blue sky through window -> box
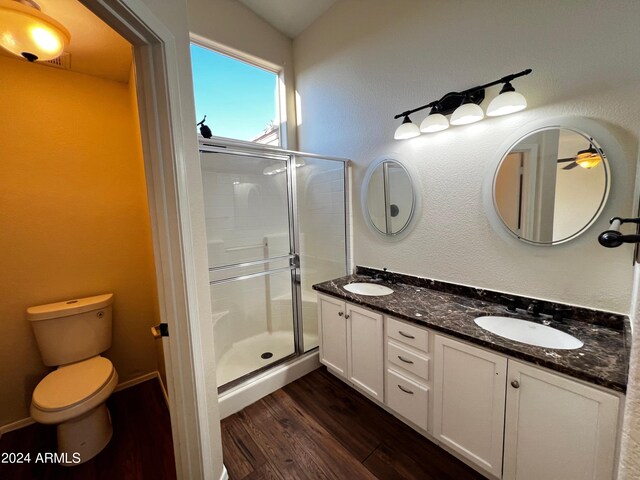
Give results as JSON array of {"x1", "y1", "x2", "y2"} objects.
[{"x1": 190, "y1": 44, "x2": 279, "y2": 143}]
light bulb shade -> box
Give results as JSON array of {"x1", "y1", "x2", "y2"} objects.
[
  {"x1": 420, "y1": 113, "x2": 449, "y2": 133},
  {"x1": 487, "y1": 90, "x2": 527, "y2": 117},
  {"x1": 394, "y1": 117, "x2": 420, "y2": 140},
  {"x1": 0, "y1": 0, "x2": 70, "y2": 61},
  {"x1": 575, "y1": 148, "x2": 602, "y2": 169},
  {"x1": 450, "y1": 102, "x2": 484, "y2": 126}
]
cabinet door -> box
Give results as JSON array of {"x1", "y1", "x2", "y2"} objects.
[
  {"x1": 504, "y1": 360, "x2": 620, "y2": 480},
  {"x1": 347, "y1": 303, "x2": 384, "y2": 400},
  {"x1": 433, "y1": 335, "x2": 507, "y2": 478},
  {"x1": 318, "y1": 295, "x2": 347, "y2": 378}
]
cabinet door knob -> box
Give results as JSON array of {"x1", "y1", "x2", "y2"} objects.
[
  {"x1": 511, "y1": 380, "x2": 520, "y2": 389},
  {"x1": 338, "y1": 311, "x2": 344, "y2": 316},
  {"x1": 398, "y1": 331, "x2": 415, "y2": 339},
  {"x1": 345, "y1": 314, "x2": 350, "y2": 319}
]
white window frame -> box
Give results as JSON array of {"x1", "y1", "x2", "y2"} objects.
[{"x1": 190, "y1": 34, "x2": 288, "y2": 148}]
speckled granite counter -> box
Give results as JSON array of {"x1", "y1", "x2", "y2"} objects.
[{"x1": 313, "y1": 273, "x2": 630, "y2": 393}]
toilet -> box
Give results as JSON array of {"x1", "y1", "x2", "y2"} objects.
[{"x1": 27, "y1": 293, "x2": 118, "y2": 465}]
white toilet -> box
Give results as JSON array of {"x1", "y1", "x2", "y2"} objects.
[{"x1": 27, "y1": 293, "x2": 118, "y2": 465}]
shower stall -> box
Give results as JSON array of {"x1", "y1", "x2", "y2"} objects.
[{"x1": 200, "y1": 141, "x2": 349, "y2": 391}]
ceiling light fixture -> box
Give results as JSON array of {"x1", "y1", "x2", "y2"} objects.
[
  {"x1": 0, "y1": 0, "x2": 70, "y2": 62},
  {"x1": 393, "y1": 69, "x2": 532, "y2": 139},
  {"x1": 575, "y1": 145, "x2": 602, "y2": 169}
]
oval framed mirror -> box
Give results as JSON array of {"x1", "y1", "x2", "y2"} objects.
[
  {"x1": 492, "y1": 126, "x2": 610, "y2": 245},
  {"x1": 362, "y1": 158, "x2": 420, "y2": 239}
]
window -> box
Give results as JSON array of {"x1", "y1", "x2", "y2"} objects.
[{"x1": 190, "y1": 43, "x2": 281, "y2": 146}]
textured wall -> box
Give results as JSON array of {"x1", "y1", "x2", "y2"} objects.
[
  {"x1": 293, "y1": 0, "x2": 640, "y2": 313},
  {"x1": 0, "y1": 55, "x2": 158, "y2": 426}
]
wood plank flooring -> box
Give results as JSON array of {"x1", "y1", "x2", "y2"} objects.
[
  {"x1": 0, "y1": 378, "x2": 176, "y2": 480},
  {"x1": 222, "y1": 367, "x2": 486, "y2": 480}
]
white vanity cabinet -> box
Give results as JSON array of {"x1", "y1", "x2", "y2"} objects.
[
  {"x1": 503, "y1": 360, "x2": 620, "y2": 480},
  {"x1": 433, "y1": 334, "x2": 621, "y2": 480},
  {"x1": 317, "y1": 292, "x2": 622, "y2": 480},
  {"x1": 433, "y1": 335, "x2": 507, "y2": 478},
  {"x1": 385, "y1": 317, "x2": 431, "y2": 431},
  {"x1": 317, "y1": 294, "x2": 384, "y2": 400}
]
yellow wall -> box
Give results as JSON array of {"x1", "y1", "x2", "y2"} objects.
[{"x1": 0, "y1": 55, "x2": 159, "y2": 426}]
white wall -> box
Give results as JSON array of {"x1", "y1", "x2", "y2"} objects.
[{"x1": 293, "y1": 0, "x2": 640, "y2": 314}]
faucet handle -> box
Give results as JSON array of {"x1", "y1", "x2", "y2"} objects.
[
  {"x1": 527, "y1": 300, "x2": 542, "y2": 317},
  {"x1": 551, "y1": 304, "x2": 572, "y2": 322},
  {"x1": 501, "y1": 295, "x2": 518, "y2": 312}
]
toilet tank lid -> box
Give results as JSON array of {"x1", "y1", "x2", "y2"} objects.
[{"x1": 27, "y1": 293, "x2": 114, "y2": 322}]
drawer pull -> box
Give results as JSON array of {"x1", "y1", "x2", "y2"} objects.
[
  {"x1": 398, "y1": 384, "x2": 414, "y2": 395},
  {"x1": 511, "y1": 380, "x2": 520, "y2": 389},
  {"x1": 345, "y1": 314, "x2": 350, "y2": 319},
  {"x1": 397, "y1": 355, "x2": 414, "y2": 364},
  {"x1": 338, "y1": 311, "x2": 344, "y2": 316},
  {"x1": 398, "y1": 331, "x2": 415, "y2": 339}
]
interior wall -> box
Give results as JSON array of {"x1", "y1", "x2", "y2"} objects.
[
  {"x1": 293, "y1": 0, "x2": 640, "y2": 314},
  {"x1": 187, "y1": 0, "x2": 297, "y2": 149},
  {"x1": 0, "y1": 55, "x2": 159, "y2": 426}
]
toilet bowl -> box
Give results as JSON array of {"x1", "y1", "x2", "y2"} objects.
[{"x1": 27, "y1": 294, "x2": 118, "y2": 465}]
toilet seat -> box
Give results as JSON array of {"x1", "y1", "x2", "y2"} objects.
[
  {"x1": 33, "y1": 356, "x2": 114, "y2": 411},
  {"x1": 31, "y1": 356, "x2": 118, "y2": 425}
]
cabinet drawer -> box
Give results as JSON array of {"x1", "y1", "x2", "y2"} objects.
[
  {"x1": 386, "y1": 369, "x2": 428, "y2": 430},
  {"x1": 388, "y1": 341, "x2": 429, "y2": 381},
  {"x1": 387, "y1": 317, "x2": 429, "y2": 352}
]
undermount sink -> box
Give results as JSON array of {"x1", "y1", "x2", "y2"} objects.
[
  {"x1": 343, "y1": 282, "x2": 394, "y2": 296},
  {"x1": 474, "y1": 316, "x2": 583, "y2": 350}
]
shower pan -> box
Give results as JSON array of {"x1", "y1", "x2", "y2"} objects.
[{"x1": 200, "y1": 141, "x2": 349, "y2": 391}]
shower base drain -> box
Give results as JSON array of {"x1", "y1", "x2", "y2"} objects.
[{"x1": 261, "y1": 352, "x2": 273, "y2": 359}]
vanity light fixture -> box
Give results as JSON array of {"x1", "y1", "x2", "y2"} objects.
[
  {"x1": 393, "y1": 68, "x2": 532, "y2": 139},
  {"x1": 0, "y1": 0, "x2": 70, "y2": 62},
  {"x1": 450, "y1": 95, "x2": 485, "y2": 126},
  {"x1": 394, "y1": 115, "x2": 421, "y2": 140},
  {"x1": 486, "y1": 82, "x2": 527, "y2": 117},
  {"x1": 419, "y1": 105, "x2": 449, "y2": 133}
]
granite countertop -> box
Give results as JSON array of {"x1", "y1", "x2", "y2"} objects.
[{"x1": 313, "y1": 274, "x2": 629, "y2": 393}]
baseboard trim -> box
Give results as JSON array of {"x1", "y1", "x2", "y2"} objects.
[
  {"x1": 220, "y1": 464, "x2": 229, "y2": 480},
  {"x1": 114, "y1": 371, "x2": 159, "y2": 392},
  {"x1": 1, "y1": 371, "x2": 163, "y2": 436},
  {"x1": 218, "y1": 351, "x2": 320, "y2": 419}
]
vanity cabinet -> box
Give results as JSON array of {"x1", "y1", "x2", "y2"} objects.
[
  {"x1": 503, "y1": 360, "x2": 619, "y2": 480},
  {"x1": 317, "y1": 293, "x2": 621, "y2": 480},
  {"x1": 317, "y1": 294, "x2": 384, "y2": 400},
  {"x1": 385, "y1": 317, "x2": 431, "y2": 431},
  {"x1": 433, "y1": 335, "x2": 507, "y2": 478},
  {"x1": 434, "y1": 335, "x2": 620, "y2": 480}
]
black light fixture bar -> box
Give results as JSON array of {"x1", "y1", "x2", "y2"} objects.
[{"x1": 393, "y1": 68, "x2": 532, "y2": 120}]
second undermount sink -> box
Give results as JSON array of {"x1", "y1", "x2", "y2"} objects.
[
  {"x1": 343, "y1": 282, "x2": 394, "y2": 296},
  {"x1": 474, "y1": 316, "x2": 583, "y2": 350}
]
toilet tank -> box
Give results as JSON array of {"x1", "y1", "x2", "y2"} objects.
[{"x1": 27, "y1": 293, "x2": 114, "y2": 366}]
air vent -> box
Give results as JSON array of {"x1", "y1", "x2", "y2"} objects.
[{"x1": 42, "y1": 52, "x2": 71, "y2": 70}]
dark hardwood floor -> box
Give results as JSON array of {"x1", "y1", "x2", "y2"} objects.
[
  {"x1": 0, "y1": 378, "x2": 176, "y2": 480},
  {"x1": 221, "y1": 367, "x2": 486, "y2": 480}
]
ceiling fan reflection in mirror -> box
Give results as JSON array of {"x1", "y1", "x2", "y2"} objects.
[{"x1": 557, "y1": 143, "x2": 603, "y2": 170}]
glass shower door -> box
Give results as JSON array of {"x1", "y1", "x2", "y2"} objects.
[
  {"x1": 201, "y1": 150, "x2": 297, "y2": 389},
  {"x1": 294, "y1": 156, "x2": 348, "y2": 352}
]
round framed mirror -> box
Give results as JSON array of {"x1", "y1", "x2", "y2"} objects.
[
  {"x1": 492, "y1": 127, "x2": 610, "y2": 245},
  {"x1": 362, "y1": 158, "x2": 419, "y2": 238}
]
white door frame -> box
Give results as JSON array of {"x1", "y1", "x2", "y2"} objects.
[{"x1": 80, "y1": 1, "x2": 221, "y2": 479}]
